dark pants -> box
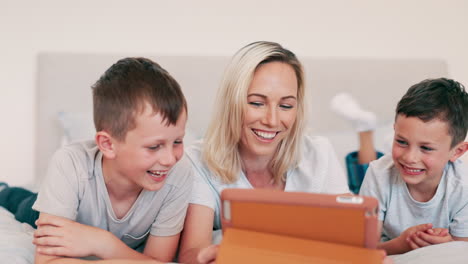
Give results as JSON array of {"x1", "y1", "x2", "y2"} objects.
[
  {"x1": 345, "y1": 151, "x2": 384, "y2": 194},
  {"x1": 0, "y1": 184, "x2": 39, "y2": 228}
]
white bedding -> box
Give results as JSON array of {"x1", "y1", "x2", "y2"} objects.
[
  {"x1": 1, "y1": 205, "x2": 467, "y2": 263},
  {"x1": 391, "y1": 241, "x2": 468, "y2": 264},
  {"x1": 0, "y1": 207, "x2": 35, "y2": 264}
]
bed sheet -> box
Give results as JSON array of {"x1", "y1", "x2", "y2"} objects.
[
  {"x1": 0, "y1": 207, "x2": 35, "y2": 264},
  {"x1": 1, "y1": 206, "x2": 467, "y2": 264},
  {"x1": 391, "y1": 241, "x2": 468, "y2": 264}
]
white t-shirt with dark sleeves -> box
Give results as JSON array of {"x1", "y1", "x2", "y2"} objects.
[
  {"x1": 359, "y1": 154, "x2": 468, "y2": 241},
  {"x1": 33, "y1": 140, "x2": 193, "y2": 250},
  {"x1": 186, "y1": 135, "x2": 350, "y2": 230}
]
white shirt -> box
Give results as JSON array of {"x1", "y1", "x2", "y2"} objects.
[{"x1": 186, "y1": 135, "x2": 349, "y2": 229}]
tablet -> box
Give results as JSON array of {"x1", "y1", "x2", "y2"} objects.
[{"x1": 220, "y1": 188, "x2": 379, "y2": 248}]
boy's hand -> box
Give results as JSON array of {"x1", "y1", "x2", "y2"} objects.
[
  {"x1": 33, "y1": 213, "x2": 107, "y2": 258},
  {"x1": 396, "y1": 223, "x2": 433, "y2": 252},
  {"x1": 197, "y1": 244, "x2": 219, "y2": 264},
  {"x1": 407, "y1": 228, "x2": 453, "y2": 249}
]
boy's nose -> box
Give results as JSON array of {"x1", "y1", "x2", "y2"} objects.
[
  {"x1": 402, "y1": 148, "x2": 419, "y2": 164},
  {"x1": 159, "y1": 147, "x2": 177, "y2": 167}
]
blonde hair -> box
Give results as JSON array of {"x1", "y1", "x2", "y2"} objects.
[{"x1": 203, "y1": 41, "x2": 306, "y2": 184}]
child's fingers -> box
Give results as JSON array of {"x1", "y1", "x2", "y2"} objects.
[
  {"x1": 411, "y1": 232, "x2": 431, "y2": 247},
  {"x1": 418, "y1": 231, "x2": 451, "y2": 244},
  {"x1": 36, "y1": 245, "x2": 71, "y2": 257},
  {"x1": 407, "y1": 237, "x2": 420, "y2": 250},
  {"x1": 33, "y1": 236, "x2": 64, "y2": 247},
  {"x1": 34, "y1": 225, "x2": 63, "y2": 238},
  {"x1": 36, "y1": 215, "x2": 67, "y2": 227},
  {"x1": 438, "y1": 229, "x2": 449, "y2": 236}
]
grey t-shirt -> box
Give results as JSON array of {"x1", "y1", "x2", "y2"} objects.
[
  {"x1": 360, "y1": 154, "x2": 468, "y2": 241},
  {"x1": 33, "y1": 141, "x2": 193, "y2": 249}
]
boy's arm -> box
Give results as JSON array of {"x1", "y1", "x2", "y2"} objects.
[
  {"x1": 34, "y1": 213, "x2": 153, "y2": 261},
  {"x1": 143, "y1": 233, "x2": 181, "y2": 262},
  {"x1": 35, "y1": 254, "x2": 162, "y2": 264}
]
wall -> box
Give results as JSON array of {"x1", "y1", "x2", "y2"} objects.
[{"x1": 1, "y1": 0, "x2": 467, "y2": 186}]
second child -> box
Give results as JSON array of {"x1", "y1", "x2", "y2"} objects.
[{"x1": 360, "y1": 78, "x2": 468, "y2": 254}]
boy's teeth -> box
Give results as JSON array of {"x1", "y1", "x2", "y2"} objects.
[
  {"x1": 253, "y1": 130, "x2": 276, "y2": 139},
  {"x1": 405, "y1": 166, "x2": 423, "y2": 173},
  {"x1": 148, "y1": 170, "x2": 167, "y2": 178}
]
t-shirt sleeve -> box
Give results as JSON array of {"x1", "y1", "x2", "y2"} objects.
[
  {"x1": 449, "y1": 163, "x2": 468, "y2": 238},
  {"x1": 322, "y1": 138, "x2": 350, "y2": 194},
  {"x1": 150, "y1": 157, "x2": 193, "y2": 237},
  {"x1": 359, "y1": 161, "x2": 388, "y2": 221},
  {"x1": 185, "y1": 149, "x2": 217, "y2": 210},
  {"x1": 32, "y1": 148, "x2": 81, "y2": 220},
  {"x1": 189, "y1": 168, "x2": 216, "y2": 210},
  {"x1": 450, "y1": 204, "x2": 468, "y2": 238}
]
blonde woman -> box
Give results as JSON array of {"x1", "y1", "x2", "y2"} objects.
[{"x1": 179, "y1": 41, "x2": 349, "y2": 263}]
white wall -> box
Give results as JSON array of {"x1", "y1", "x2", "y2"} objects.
[{"x1": 1, "y1": 0, "x2": 468, "y2": 186}]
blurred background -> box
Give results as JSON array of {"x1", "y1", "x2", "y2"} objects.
[{"x1": 1, "y1": 0, "x2": 467, "y2": 186}]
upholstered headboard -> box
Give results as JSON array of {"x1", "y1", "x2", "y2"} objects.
[{"x1": 36, "y1": 53, "x2": 448, "y2": 184}]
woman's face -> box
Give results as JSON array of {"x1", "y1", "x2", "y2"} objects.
[{"x1": 239, "y1": 61, "x2": 298, "y2": 159}]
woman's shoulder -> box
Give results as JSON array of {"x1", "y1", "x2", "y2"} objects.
[
  {"x1": 184, "y1": 139, "x2": 204, "y2": 163},
  {"x1": 301, "y1": 134, "x2": 334, "y2": 155}
]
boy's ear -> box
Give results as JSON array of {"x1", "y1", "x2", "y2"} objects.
[
  {"x1": 449, "y1": 141, "x2": 468, "y2": 162},
  {"x1": 95, "y1": 131, "x2": 116, "y2": 159}
]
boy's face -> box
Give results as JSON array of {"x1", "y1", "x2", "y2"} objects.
[
  {"x1": 392, "y1": 114, "x2": 459, "y2": 191},
  {"x1": 112, "y1": 103, "x2": 187, "y2": 191}
]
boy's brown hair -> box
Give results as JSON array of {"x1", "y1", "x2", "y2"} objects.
[
  {"x1": 396, "y1": 78, "x2": 468, "y2": 147},
  {"x1": 92, "y1": 57, "x2": 187, "y2": 141}
]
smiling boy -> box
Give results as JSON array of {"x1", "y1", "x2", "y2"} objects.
[
  {"x1": 360, "y1": 78, "x2": 468, "y2": 255},
  {"x1": 29, "y1": 57, "x2": 193, "y2": 263}
]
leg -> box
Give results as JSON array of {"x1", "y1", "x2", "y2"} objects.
[
  {"x1": 0, "y1": 184, "x2": 39, "y2": 227},
  {"x1": 358, "y1": 130, "x2": 377, "y2": 164}
]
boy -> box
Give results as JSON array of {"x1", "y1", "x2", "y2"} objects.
[
  {"x1": 3, "y1": 57, "x2": 192, "y2": 263},
  {"x1": 360, "y1": 78, "x2": 468, "y2": 255}
]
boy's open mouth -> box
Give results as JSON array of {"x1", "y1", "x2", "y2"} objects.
[
  {"x1": 147, "y1": 170, "x2": 168, "y2": 178},
  {"x1": 401, "y1": 164, "x2": 425, "y2": 175}
]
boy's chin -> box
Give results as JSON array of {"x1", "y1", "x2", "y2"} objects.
[{"x1": 144, "y1": 182, "x2": 166, "y2": 191}]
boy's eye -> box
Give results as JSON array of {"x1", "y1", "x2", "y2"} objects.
[
  {"x1": 248, "y1": 102, "x2": 263, "y2": 107},
  {"x1": 147, "y1": 145, "x2": 161, "y2": 150},
  {"x1": 174, "y1": 140, "x2": 183, "y2": 145},
  {"x1": 395, "y1": 139, "x2": 408, "y2": 146},
  {"x1": 421, "y1": 146, "x2": 434, "y2": 151}
]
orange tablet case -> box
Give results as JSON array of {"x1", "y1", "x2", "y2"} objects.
[{"x1": 217, "y1": 188, "x2": 384, "y2": 264}]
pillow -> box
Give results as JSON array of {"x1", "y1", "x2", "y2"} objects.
[
  {"x1": 57, "y1": 111, "x2": 201, "y2": 147},
  {"x1": 57, "y1": 111, "x2": 95, "y2": 146}
]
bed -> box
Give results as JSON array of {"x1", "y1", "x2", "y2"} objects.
[{"x1": 4, "y1": 53, "x2": 468, "y2": 263}]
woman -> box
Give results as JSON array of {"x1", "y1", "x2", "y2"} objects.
[{"x1": 178, "y1": 41, "x2": 349, "y2": 263}]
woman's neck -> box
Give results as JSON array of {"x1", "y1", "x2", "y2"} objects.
[{"x1": 240, "y1": 153, "x2": 284, "y2": 190}]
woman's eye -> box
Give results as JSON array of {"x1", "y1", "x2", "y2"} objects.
[
  {"x1": 248, "y1": 102, "x2": 263, "y2": 107},
  {"x1": 280, "y1": 104, "x2": 293, "y2": 109}
]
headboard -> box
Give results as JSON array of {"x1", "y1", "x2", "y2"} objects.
[{"x1": 36, "y1": 53, "x2": 448, "y2": 184}]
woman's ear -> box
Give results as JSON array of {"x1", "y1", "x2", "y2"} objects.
[
  {"x1": 449, "y1": 141, "x2": 468, "y2": 162},
  {"x1": 95, "y1": 131, "x2": 116, "y2": 159}
]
